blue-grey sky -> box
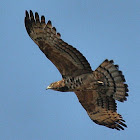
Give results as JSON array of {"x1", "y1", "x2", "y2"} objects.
[{"x1": 1, "y1": 0, "x2": 140, "y2": 140}]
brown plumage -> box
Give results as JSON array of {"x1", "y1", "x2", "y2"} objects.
[{"x1": 25, "y1": 10, "x2": 129, "y2": 130}]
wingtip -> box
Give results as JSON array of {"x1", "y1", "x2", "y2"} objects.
[
  {"x1": 25, "y1": 10, "x2": 29, "y2": 18},
  {"x1": 41, "y1": 15, "x2": 45, "y2": 23},
  {"x1": 35, "y1": 12, "x2": 39, "y2": 17},
  {"x1": 47, "y1": 20, "x2": 52, "y2": 28},
  {"x1": 35, "y1": 12, "x2": 40, "y2": 22},
  {"x1": 57, "y1": 32, "x2": 61, "y2": 38},
  {"x1": 104, "y1": 59, "x2": 109, "y2": 62},
  {"x1": 110, "y1": 60, "x2": 114, "y2": 64},
  {"x1": 30, "y1": 10, "x2": 33, "y2": 15},
  {"x1": 25, "y1": 10, "x2": 28, "y2": 14}
]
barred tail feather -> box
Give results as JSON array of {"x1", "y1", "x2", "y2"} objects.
[{"x1": 95, "y1": 59, "x2": 129, "y2": 102}]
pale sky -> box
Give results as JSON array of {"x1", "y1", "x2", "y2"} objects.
[{"x1": 1, "y1": 0, "x2": 140, "y2": 140}]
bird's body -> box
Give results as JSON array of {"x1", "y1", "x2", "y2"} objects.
[
  {"x1": 48, "y1": 73, "x2": 98, "y2": 92},
  {"x1": 25, "y1": 10, "x2": 129, "y2": 130}
]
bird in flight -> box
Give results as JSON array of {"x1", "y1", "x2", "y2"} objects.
[{"x1": 25, "y1": 10, "x2": 129, "y2": 130}]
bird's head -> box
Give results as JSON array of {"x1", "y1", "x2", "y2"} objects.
[
  {"x1": 47, "y1": 80, "x2": 69, "y2": 92},
  {"x1": 47, "y1": 82, "x2": 59, "y2": 90}
]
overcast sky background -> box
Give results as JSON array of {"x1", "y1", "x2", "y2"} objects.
[{"x1": 1, "y1": 0, "x2": 140, "y2": 140}]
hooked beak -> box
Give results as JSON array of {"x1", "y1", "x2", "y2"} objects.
[{"x1": 46, "y1": 86, "x2": 52, "y2": 90}]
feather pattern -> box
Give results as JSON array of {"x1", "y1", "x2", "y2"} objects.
[
  {"x1": 75, "y1": 90, "x2": 127, "y2": 130},
  {"x1": 95, "y1": 59, "x2": 129, "y2": 102},
  {"x1": 25, "y1": 10, "x2": 92, "y2": 77},
  {"x1": 25, "y1": 11, "x2": 129, "y2": 130}
]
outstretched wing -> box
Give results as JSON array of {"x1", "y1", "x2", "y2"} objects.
[
  {"x1": 75, "y1": 91, "x2": 127, "y2": 130},
  {"x1": 25, "y1": 10, "x2": 92, "y2": 77}
]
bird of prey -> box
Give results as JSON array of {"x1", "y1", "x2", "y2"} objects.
[{"x1": 25, "y1": 10, "x2": 129, "y2": 130}]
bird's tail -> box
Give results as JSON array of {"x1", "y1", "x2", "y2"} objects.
[{"x1": 94, "y1": 59, "x2": 128, "y2": 102}]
